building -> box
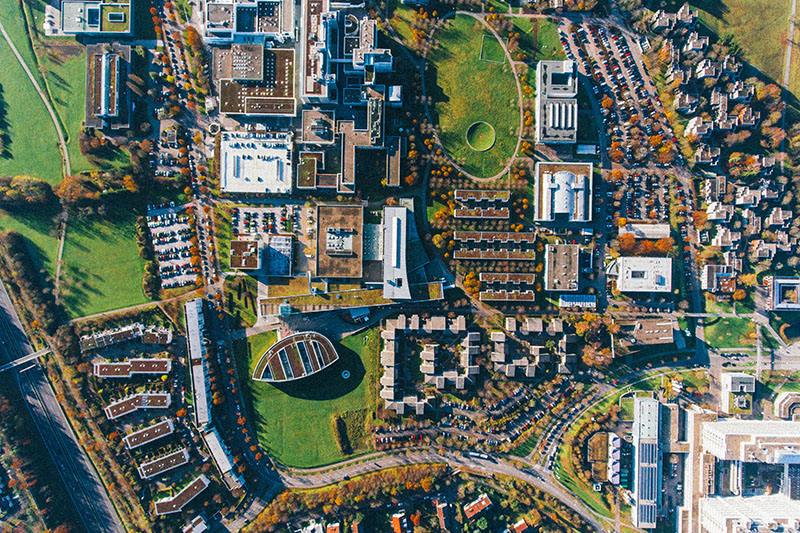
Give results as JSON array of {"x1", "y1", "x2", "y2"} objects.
[
  {"x1": 214, "y1": 45, "x2": 296, "y2": 116},
  {"x1": 93, "y1": 358, "x2": 172, "y2": 378},
  {"x1": 219, "y1": 132, "x2": 293, "y2": 194},
  {"x1": 382, "y1": 206, "x2": 411, "y2": 300},
  {"x1": 544, "y1": 244, "x2": 580, "y2": 292},
  {"x1": 632, "y1": 397, "x2": 661, "y2": 529},
  {"x1": 123, "y1": 420, "x2": 175, "y2": 449},
  {"x1": 699, "y1": 494, "x2": 800, "y2": 533},
  {"x1": 103, "y1": 392, "x2": 171, "y2": 420},
  {"x1": 701, "y1": 264, "x2": 736, "y2": 293},
  {"x1": 720, "y1": 372, "x2": 755, "y2": 415},
  {"x1": 204, "y1": 0, "x2": 294, "y2": 43},
  {"x1": 766, "y1": 276, "x2": 800, "y2": 311},
  {"x1": 612, "y1": 257, "x2": 673, "y2": 293},
  {"x1": 137, "y1": 448, "x2": 190, "y2": 479},
  {"x1": 85, "y1": 44, "x2": 131, "y2": 130},
  {"x1": 534, "y1": 162, "x2": 593, "y2": 222},
  {"x1": 265, "y1": 235, "x2": 293, "y2": 276},
  {"x1": 202, "y1": 427, "x2": 244, "y2": 490},
  {"x1": 252, "y1": 331, "x2": 339, "y2": 382},
  {"x1": 315, "y1": 204, "x2": 364, "y2": 279},
  {"x1": 61, "y1": 0, "x2": 133, "y2": 35},
  {"x1": 230, "y1": 240, "x2": 260, "y2": 270},
  {"x1": 185, "y1": 299, "x2": 211, "y2": 429},
  {"x1": 154, "y1": 475, "x2": 210, "y2": 515},
  {"x1": 463, "y1": 493, "x2": 492, "y2": 521},
  {"x1": 616, "y1": 319, "x2": 674, "y2": 349},
  {"x1": 535, "y1": 60, "x2": 578, "y2": 143},
  {"x1": 79, "y1": 322, "x2": 173, "y2": 353}
]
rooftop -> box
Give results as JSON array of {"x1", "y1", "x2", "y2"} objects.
[
  {"x1": 382, "y1": 206, "x2": 411, "y2": 300},
  {"x1": 614, "y1": 256, "x2": 672, "y2": 293},
  {"x1": 219, "y1": 131, "x2": 293, "y2": 194},
  {"x1": 315, "y1": 204, "x2": 363, "y2": 278},
  {"x1": 534, "y1": 162, "x2": 593, "y2": 222},
  {"x1": 544, "y1": 244, "x2": 580, "y2": 292},
  {"x1": 230, "y1": 240, "x2": 260, "y2": 269}
]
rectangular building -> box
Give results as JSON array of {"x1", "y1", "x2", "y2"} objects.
[
  {"x1": 205, "y1": 0, "x2": 294, "y2": 43},
  {"x1": 315, "y1": 205, "x2": 363, "y2": 279},
  {"x1": 632, "y1": 397, "x2": 661, "y2": 529},
  {"x1": 85, "y1": 44, "x2": 131, "y2": 130},
  {"x1": 767, "y1": 276, "x2": 800, "y2": 311},
  {"x1": 544, "y1": 244, "x2": 580, "y2": 292},
  {"x1": 185, "y1": 299, "x2": 211, "y2": 429},
  {"x1": 203, "y1": 428, "x2": 244, "y2": 490},
  {"x1": 230, "y1": 240, "x2": 260, "y2": 270},
  {"x1": 215, "y1": 45, "x2": 296, "y2": 116},
  {"x1": 382, "y1": 206, "x2": 411, "y2": 300},
  {"x1": 93, "y1": 358, "x2": 172, "y2": 378},
  {"x1": 535, "y1": 60, "x2": 578, "y2": 143},
  {"x1": 533, "y1": 162, "x2": 593, "y2": 222},
  {"x1": 219, "y1": 131, "x2": 293, "y2": 194},
  {"x1": 62, "y1": 0, "x2": 133, "y2": 35},
  {"x1": 103, "y1": 393, "x2": 171, "y2": 420},
  {"x1": 137, "y1": 448, "x2": 190, "y2": 479},
  {"x1": 614, "y1": 257, "x2": 672, "y2": 293},
  {"x1": 123, "y1": 420, "x2": 175, "y2": 449},
  {"x1": 154, "y1": 475, "x2": 210, "y2": 515},
  {"x1": 265, "y1": 235, "x2": 293, "y2": 276}
]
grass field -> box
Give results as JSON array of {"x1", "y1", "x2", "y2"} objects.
[
  {"x1": 688, "y1": 0, "x2": 791, "y2": 91},
  {"x1": 224, "y1": 275, "x2": 259, "y2": 328},
  {"x1": 427, "y1": 14, "x2": 519, "y2": 178},
  {"x1": 770, "y1": 311, "x2": 800, "y2": 344},
  {"x1": 0, "y1": 207, "x2": 61, "y2": 275},
  {"x1": 213, "y1": 204, "x2": 233, "y2": 271},
  {"x1": 60, "y1": 211, "x2": 149, "y2": 317},
  {"x1": 704, "y1": 316, "x2": 757, "y2": 349},
  {"x1": 0, "y1": 7, "x2": 62, "y2": 183},
  {"x1": 466, "y1": 121, "x2": 496, "y2": 151},
  {"x1": 509, "y1": 17, "x2": 567, "y2": 63},
  {"x1": 235, "y1": 327, "x2": 380, "y2": 467},
  {"x1": 480, "y1": 34, "x2": 506, "y2": 63}
]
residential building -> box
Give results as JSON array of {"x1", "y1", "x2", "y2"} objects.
[
  {"x1": 701, "y1": 264, "x2": 736, "y2": 293},
  {"x1": 185, "y1": 298, "x2": 211, "y2": 429}
]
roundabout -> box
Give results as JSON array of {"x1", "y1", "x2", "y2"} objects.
[{"x1": 465, "y1": 121, "x2": 496, "y2": 151}]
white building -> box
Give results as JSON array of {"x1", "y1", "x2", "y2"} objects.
[
  {"x1": 219, "y1": 132, "x2": 293, "y2": 194},
  {"x1": 612, "y1": 257, "x2": 673, "y2": 293},
  {"x1": 535, "y1": 60, "x2": 579, "y2": 143},
  {"x1": 699, "y1": 494, "x2": 800, "y2": 533},
  {"x1": 382, "y1": 206, "x2": 411, "y2": 300},
  {"x1": 767, "y1": 276, "x2": 800, "y2": 311},
  {"x1": 719, "y1": 372, "x2": 755, "y2": 414},
  {"x1": 533, "y1": 162, "x2": 593, "y2": 222},
  {"x1": 185, "y1": 299, "x2": 211, "y2": 429},
  {"x1": 632, "y1": 397, "x2": 661, "y2": 529}
]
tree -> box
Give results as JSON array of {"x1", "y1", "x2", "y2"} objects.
[
  {"x1": 654, "y1": 237, "x2": 675, "y2": 254},
  {"x1": 732, "y1": 289, "x2": 746, "y2": 301},
  {"x1": 693, "y1": 210, "x2": 708, "y2": 229},
  {"x1": 617, "y1": 217, "x2": 627, "y2": 227},
  {"x1": 618, "y1": 233, "x2": 636, "y2": 252}
]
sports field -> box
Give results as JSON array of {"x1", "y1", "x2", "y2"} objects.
[
  {"x1": 427, "y1": 14, "x2": 519, "y2": 178},
  {"x1": 60, "y1": 211, "x2": 149, "y2": 317},
  {"x1": 235, "y1": 327, "x2": 380, "y2": 467}
]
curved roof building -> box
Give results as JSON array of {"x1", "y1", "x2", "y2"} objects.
[{"x1": 252, "y1": 332, "x2": 339, "y2": 382}]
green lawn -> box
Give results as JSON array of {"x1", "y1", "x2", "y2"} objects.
[
  {"x1": 770, "y1": 311, "x2": 800, "y2": 344},
  {"x1": 235, "y1": 327, "x2": 380, "y2": 468},
  {"x1": 427, "y1": 14, "x2": 519, "y2": 178},
  {"x1": 689, "y1": 0, "x2": 790, "y2": 91},
  {"x1": 480, "y1": 34, "x2": 506, "y2": 63},
  {"x1": 59, "y1": 210, "x2": 149, "y2": 317},
  {"x1": 0, "y1": 6, "x2": 62, "y2": 183},
  {"x1": 704, "y1": 317, "x2": 756, "y2": 349},
  {"x1": 224, "y1": 275, "x2": 258, "y2": 328},
  {"x1": 213, "y1": 204, "x2": 233, "y2": 271},
  {"x1": 0, "y1": 207, "x2": 61, "y2": 275}
]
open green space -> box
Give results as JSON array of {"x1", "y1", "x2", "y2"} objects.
[
  {"x1": 213, "y1": 204, "x2": 233, "y2": 271},
  {"x1": 0, "y1": 9, "x2": 62, "y2": 183},
  {"x1": 509, "y1": 17, "x2": 567, "y2": 62},
  {"x1": 704, "y1": 316, "x2": 756, "y2": 349},
  {"x1": 427, "y1": 14, "x2": 519, "y2": 178},
  {"x1": 687, "y1": 0, "x2": 791, "y2": 94},
  {"x1": 0, "y1": 207, "x2": 61, "y2": 275},
  {"x1": 60, "y1": 210, "x2": 149, "y2": 317},
  {"x1": 235, "y1": 327, "x2": 380, "y2": 467},
  {"x1": 224, "y1": 275, "x2": 258, "y2": 328},
  {"x1": 480, "y1": 33, "x2": 506, "y2": 63},
  {"x1": 466, "y1": 121, "x2": 496, "y2": 151}
]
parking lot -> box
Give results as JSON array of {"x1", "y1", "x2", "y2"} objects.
[
  {"x1": 560, "y1": 22, "x2": 679, "y2": 168},
  {"x1": 611, "y1": 172, "x2": 670, "y2": 223},
  {"x1": 147, "y1": 204, "x2": 199, "y2": 290},
  {"x1": 231, "y1": 204, "x2": 316, "y2": 273}
]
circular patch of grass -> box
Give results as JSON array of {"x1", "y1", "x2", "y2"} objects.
[{"x1": 466, "y1": 121, "x2": 496, "y2": 151}]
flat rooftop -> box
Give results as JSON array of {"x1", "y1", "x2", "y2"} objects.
[
  {"x1": 154, "y1": 476, "x2": 210, "y2": 515},
  {"x1": 219, "y1": 131, "x2": 293, "y2": 194},
  {"x1": 301, "y1": 0, "x2": 330, "y2": 99},
  {"x1": 315, "y1": 204, "x2": 363, "y2": 278},
  {"x1": 217, "y1": 47, "x2": 296, "y2": 116},
  {"x1": 62, "y1": 0, "x2": 132, "y2": 34},
  {"x1": 213, "y1": 43, "x2": 264, "y2": 81},
  {"x1": 382, "y1": 206, "x2": 411, "y2": 300},
  {"x1": 616, "y1": 256, "x2": 673, "y2": 293},
  {"x1": 536, "y1": 61, "x2": 578, "y2": 143},
  {"x1": 230, "y1": 239, "x2": 260, "y2": 269},
  {"x1": 301, "y1": 109, "x2": 336, "y2": 144},
  {"x1": 534, "y1": 162, "x2": 593, "y2": 222},
  {"x1": 770, "y1": 277, "x2": 800, "y2": 310},
  {"x1": 544, "y1": 244, "x2": 580, "y2": 292}
]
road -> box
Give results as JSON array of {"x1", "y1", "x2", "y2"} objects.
[
  {"x1": 0, "y1": 282, "x2": 123, "y2": 533},
  {"x1": 275, "y1": 449, "x2": 605, "y2": 532}
]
